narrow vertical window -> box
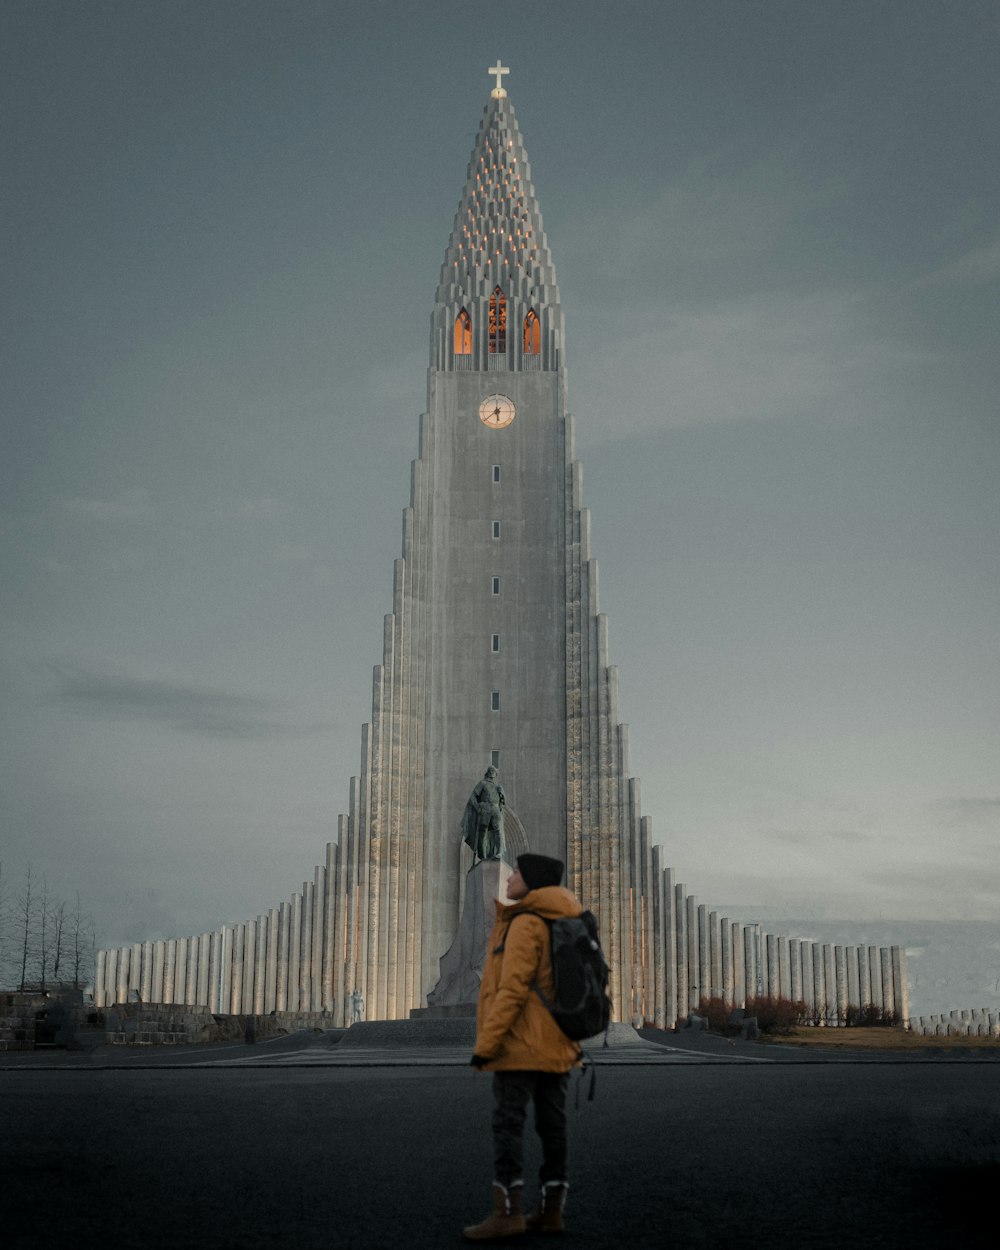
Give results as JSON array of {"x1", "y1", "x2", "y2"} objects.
[
  {"x1": 491, "y1": 634, "x2": 500, "y2": 653},
  {"x1": 492, "y1": 464, "x2": 501, "y2": 483},
  {"x1": 454, "y1": 307, "x2": 472, "y2": 354},
  {"x1": 491, "y1": 576, "x2": 501, "y2": 595},
  {"x1": 523, "y1": 308, "x2": 540, "y2": 355},
  {"x1": 491, "y1": 691, "x2": 501, "y2": 711},
  {"x1": 491, "y1": 750, "x2": 501, "y2": 769},
  {"x1": 488, "y1": 286, "x2": 507, "y2": 353},
  {"x1": 492, "y1": 520, "x2": 501, "y2": 539}
]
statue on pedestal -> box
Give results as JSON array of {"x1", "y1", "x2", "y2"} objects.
[{"x1": 461, "y1": 765, "x2": 506, "y2": 862}]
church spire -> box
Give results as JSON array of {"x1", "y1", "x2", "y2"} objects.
[{"x1": 432, "y1": 68, "x2": 564, "y2": 372}]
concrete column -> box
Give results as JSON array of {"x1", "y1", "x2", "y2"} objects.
[
  {"x1": 162, "y1": 940, "x2": 177, "y2": 1003},
  {"x1": 846, "y1": 945, "x2": 860, "y2": 1010},
  {"x1": 288, "y1": 894, "x2": 302, "y2": 1013},
  {"x1": 312, "y1": 866, "x2": 325, "y2": 1013},
  {"x1": 743, "y1": 926, "x2": 757, "y2": 1003},
  {"x1": 301, "y1": 877, "x2": 316, "y2": 1014},
  {"x1": 181, "y1": 937, "x2": 194, "y2": 1005},
  {"x1": 812, "y1": 942, "x2": 826, "y2": 1022},
  {"x1": 230, "y1": 923, "x2": 245, "y2": 1015},
  {"x1": 111, "y1": 948, "x2": 125, "y2": 1005},
  {"x1": 94, "y1": 950, "x2": 107, "y2": 1007},
  {"x1": 140, "y1": 941, "x2": 153, "y2": 1003},
  {"x1": 776, "y1": 935, "x2": 789, "y2": 1000},
  {"x1": 219, "y1": 927, "x2": 233, "y2": 1014},
  {"x1": 334, "y1": 812, "x2": 351, "y2": 1024},
  {"x1": 254, "y1": 915, "x2": 268, "y2": 1015},
  {"x1": 674, "y1": 883, "x2": 688, "y2": 1021},
  {"x1": 697, "y1": 903, "x2": 710, "y2": 1003},
  {"x1": 765, "y1": 933, "x2": 778, "y2": 999},
  {"x1": 789, "y1": 939, "x2": 802, "y2": 1002},
  {"x1": 265, "y1": 907, "x2": 279, "y2": 1014},
  {"x1": 187, "y1": 936, "x2": 200, "y2": 1005},
  {"x1": 721, "y1": 917, "x2": 734, "y2": 1007},
  {"x1": 800, "y1": 941, "x2": 815, "y2": 1014},
  {"x1": 857, "y1": 945, "x2": 870, "y2": 1008},
  {"x1": 880, "y1": 948, "x2": 894, "y2": 1018},
  {"x1": 196, "y1": 934, "x2": 210, "y2": 1007},
  {"x1": 322, "y1": 842, "x2": 337, "y2": 1015},
  {"x1": 822, "y1": 945, "x2": 836, "y2": 1021},
  {"x1": 732, "y1": 923, "x2": 745, "y2": 1007},
  {"x1": 685, "y1": 895, "x2": 699, "y2": 1009},
  {"x1": 709, "y1": 910, "x2": 722, "y2": 999},
  {"x1": 241, "y1": 920, "x2": 256, "y2": 1015},
  {"x1": 892, "y1": 946, "x2": 909, "y2": 1024},
  {"x1": 207, "y1": 931, "x2": 221, "y2": 1012},
  {"x1": 174, "y1": 937, "x2": 188, "y2": 1006},
  {"x1": 112, "y1": 947, "x2": 128, "y2": 1005},
  {"x1": 128, "y1": 943, "x2": 142, "y2": 999},
  {"x1": 650, "y1": 848, "x2": 665, "y2": 1029},
  {"x1": 276, "y1": 900, "x2": 290, "y2": 1012},
  {"x1": 834, "y1": 946, "x2": 848, "y2": 1024},
  {"x1": 867, "y1": 946, "x2": 882, "y2": 1010},
  {"x1": 150, "y1": 940, "x2": 165, "y2": 1003}
]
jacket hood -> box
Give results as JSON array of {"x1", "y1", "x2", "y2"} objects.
[{"x1": 496, "y1": 884, "x2": 581, "y2": 922}]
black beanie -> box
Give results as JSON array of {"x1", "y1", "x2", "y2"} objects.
[{"x1": 517, "y1": 853, "x2": 564, "y2": 891}]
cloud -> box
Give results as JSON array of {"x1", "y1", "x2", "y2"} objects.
[
  {"x1": 572, "y1": 287, "x2": 926, "y2": 436},
  {"x1": 763, "y1": 828, "x2": 873, "y2": 847},
  {"x1": 916, "y1": 235, "x2": 1000, "y2": 288},
  {"x1": 931, "y1": 797, "x2": 1000, "y2": 826},
  {"x1": 568, "y1": 143, "x2": 853, "y2": 292},
  {"x1": 49, "y1": 663, "x2": 332, "y2": 740},
  {"x1": 61, "y1": 488, "x2": 157, "y2": 523}
]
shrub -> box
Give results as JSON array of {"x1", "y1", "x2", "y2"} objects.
[
  {"x1": 843, "y1": 1002, "x2": 901, "y2": 1028},
  {"x1": 694, "y1": 996, "x2": 736, "y2": 1033},
  {"x1": 743, "y1": 995, "x2": 808, "y2": 1034}
]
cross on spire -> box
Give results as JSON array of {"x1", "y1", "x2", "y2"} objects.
[{"x1": 488, "y1": 60, "x2": 510, "y2": 98}]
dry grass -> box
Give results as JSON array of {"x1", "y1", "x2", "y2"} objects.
[{"x1": 758, "y1": 1026, "x2": 1000, "y2": 1051}]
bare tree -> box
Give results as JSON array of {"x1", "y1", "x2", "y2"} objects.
[
  {"x1": 70, "y1": 892, "x2": 95, "y2": 990},
  {"x1": 51, "y1": 899, "x2": 67, "y2": 984},
  {"x1": 0, "y1": 860, "x2": 8, "y2": 986},
  {"x1": 16, "y1": 866, "x2": 33, "y2": 991},
  {"x1": 36, "y1": 876, "x2": 51, "y2": 991}
]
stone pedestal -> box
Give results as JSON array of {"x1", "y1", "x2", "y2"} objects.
[{"x1": 423, "y1": 858, "x2": 510, "y2": 1011}]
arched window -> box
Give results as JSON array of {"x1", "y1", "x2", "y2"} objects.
[
  {"x1": 523, "y1": 308, "x2": 540, "y2": 355},
  {"x1": 454, "y1": 308, "x2": 472, "y2": 355},
  {"x1": 488, "y1": 287, "x2": 507, "y2": 354}
]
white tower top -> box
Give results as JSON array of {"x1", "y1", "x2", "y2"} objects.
[{"x1": 488, "y1": 60, "x2": 510, "y2": 98}]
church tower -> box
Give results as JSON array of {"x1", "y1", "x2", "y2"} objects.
[
  {"x1": 93, "y1": 69, "x2": 910, "y2": 1035},
  {"x1": 335, "y1": 64, "x2": 659, "y2": 1023}
]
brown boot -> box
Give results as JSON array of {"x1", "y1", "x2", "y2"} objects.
[
  {"x1": 463, "y1": 1183, "x2": 526, "y2": 1240},
  {"x1": 525, "y1": 1182, "x2": 568, "y2": 1234}
]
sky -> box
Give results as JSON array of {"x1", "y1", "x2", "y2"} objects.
[{"x1": 2, "y1": 1, "x2": 998, "y2": 964}]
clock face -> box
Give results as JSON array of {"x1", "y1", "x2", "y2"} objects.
[{"x1": 479, "y1": 393, "x2": 516, "y2": 429}]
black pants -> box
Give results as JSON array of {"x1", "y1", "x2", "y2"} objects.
[{"x1": 492, "y1": 1070, "x2": 569, "y2": 1190}]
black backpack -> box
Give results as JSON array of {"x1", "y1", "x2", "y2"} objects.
[{"x1": 504, "y1": 909, "x2": 612, "y2": 1042}]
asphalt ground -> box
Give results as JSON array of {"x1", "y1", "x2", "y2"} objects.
[{"x1": 3, "y1": 1034, "x2": 998, "y2": 1249}]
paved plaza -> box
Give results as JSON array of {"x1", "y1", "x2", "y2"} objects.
[{"x1": 3, "y1": 1032, "x2": 997, "y2": 1248}]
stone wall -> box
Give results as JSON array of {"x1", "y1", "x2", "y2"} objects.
[
  {"x1": 911, "y1": 1008, "x2": 999, "y2": 1037},
  {"x1": 0, "y1": 992, "x2": 48, "y2": 1051},
  {"x1": 101, "y1": 1004, "x2": 335, "y2": 1046}
]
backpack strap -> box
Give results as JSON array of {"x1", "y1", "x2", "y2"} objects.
[
  {"x1": 491, "y1": 912, "x2": 566, "y2": 1025},
  {"x1": 491, "y1": 909, "x2": 545, "y2": 955}
]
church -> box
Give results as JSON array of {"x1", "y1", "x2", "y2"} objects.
[{"x1": 94, "y1": 68, "x2": 908, "y2": 1031}]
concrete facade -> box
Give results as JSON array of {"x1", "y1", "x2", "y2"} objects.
[{"x1": 94, "y1": 81, "x2": 912, "y2": 1032}]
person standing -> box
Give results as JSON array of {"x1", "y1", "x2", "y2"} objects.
[{"x1": 463, "y1": 853, "x2": 582, "y2": 1241}]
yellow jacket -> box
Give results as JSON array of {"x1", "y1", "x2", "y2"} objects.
[{"x1": 474, "y1": 885, "x2": 583, "y2": 1072}]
